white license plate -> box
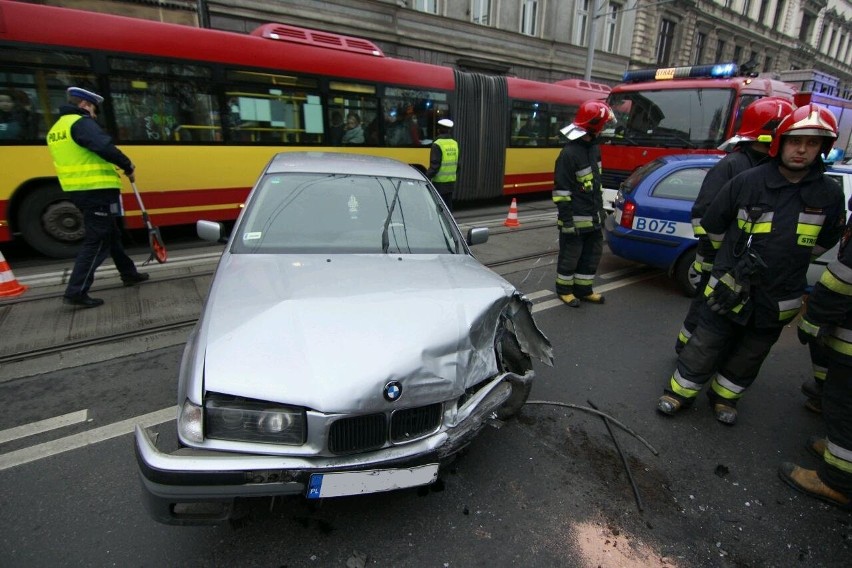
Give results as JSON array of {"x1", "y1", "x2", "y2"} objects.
[{"x1": 306, "y1": 463, "x2": 439, "y2": 499}]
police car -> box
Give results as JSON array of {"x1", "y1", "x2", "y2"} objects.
[{"x1": 604, "y1": 155, "x2": 852, "y2": 296}]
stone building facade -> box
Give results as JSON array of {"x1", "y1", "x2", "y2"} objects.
[{"x1": 36, "y1": 0, "x2": 852, "y2": 95}]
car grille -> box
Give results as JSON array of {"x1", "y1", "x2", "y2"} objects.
[
  {"x1": 391, "y1": 403, "x2": 442, "y2": 442},
  {"x1": 328, "y1": 403, "x2": 442, "y2": 454}
]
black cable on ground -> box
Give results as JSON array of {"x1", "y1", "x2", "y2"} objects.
[
  {"x1": 525, "y1": 400, "x2": 659, "y2": 456},
  {"x1": 587, "y1": 399, "x2": 644, "y2": 513}
]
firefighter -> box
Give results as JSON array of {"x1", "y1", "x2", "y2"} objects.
[
  {"x1": 657, "y1": 104, "x2": 845, "y2": 425},
  {"x1": 780, "y1": 202, "x2": 852, "y2": 510},
  {"x1": 675, "y1": 97, "x2": 795, "y2": 354},
  {"x1": 553, "y1": 100, "x2": 615, "y2": 307}
]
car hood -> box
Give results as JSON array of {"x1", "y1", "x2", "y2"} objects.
[{"x1": 193, "y1": 253, "x2": 548, "y2": 412}]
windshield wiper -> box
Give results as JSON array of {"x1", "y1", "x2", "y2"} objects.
[{"x1": 381, "y1": 180, "x2": 403, "y2": 253}]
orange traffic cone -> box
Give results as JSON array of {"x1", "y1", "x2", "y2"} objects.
[
  {"x1": 0, "y1": 250, "x2": 27, "y2": 298},
  {"x1": 503, "y1": 198, "x2": 520, "y2": 228}
]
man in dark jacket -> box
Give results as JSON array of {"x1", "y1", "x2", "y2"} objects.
[
  {"x1": 676, "y1": 98, "x2": 795, "y2": 353},
  {"x1": 552, "y1": 101, "x2": 614, "y2": 307},
  {"x1": 783, "y1": 198, "x2": 852, "y2": 510},
  {"x1": 47, "y1": 86, "x2": 148, "y2": 308},
  {"x1": 657, "y1": 104, "x2": 845, "y2": 425}
]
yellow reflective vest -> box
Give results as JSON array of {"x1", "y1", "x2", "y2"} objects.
[
  {"x1": 47, "y1": 115, "x2": 122, "y2": 192},
  {"x1": 432, "y1": 138, "x2": 459, "y2": 183}
]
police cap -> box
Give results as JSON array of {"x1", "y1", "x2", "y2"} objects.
[{"x1": 67, "y1": 87, "x2": 104, "y2": 106}]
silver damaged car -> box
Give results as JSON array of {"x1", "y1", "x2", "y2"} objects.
[{"x1": 134, "y1": 152, "x2": 553, "y2": 524}]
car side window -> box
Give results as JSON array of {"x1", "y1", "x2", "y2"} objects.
[{"x1": 651, "y1": 167, "x2": 710, "y2": 201}]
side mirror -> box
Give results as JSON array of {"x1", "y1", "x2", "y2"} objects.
[
  {"x1": 467, "y1": 227, "x2": 489, "y2": 246},
  {"x1": 197, "y1": 220, "x2": 227, "y2": 243}
]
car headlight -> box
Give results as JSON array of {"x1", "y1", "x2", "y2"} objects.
[{"x1": 204, "y1": 393, "x2": 306, "y2": 445}]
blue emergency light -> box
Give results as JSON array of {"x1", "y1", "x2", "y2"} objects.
[{"x1": 622, "y1": 63, "x2": 739, "y2": 83}]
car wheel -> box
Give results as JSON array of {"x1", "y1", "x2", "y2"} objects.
[
  {"x1": 17, "y1": 184, "x2": 83, "y2": 258},
  {"x1": 674, "y1": 248, "x2": 699, "y2": 297},
  {"x1": 495, "y1": 332, "x2": 533, "y2": 420}
]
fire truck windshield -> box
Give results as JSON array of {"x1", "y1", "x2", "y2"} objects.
[{"x1": 601, "y1": 88, "x2": 735, "y2": 150}]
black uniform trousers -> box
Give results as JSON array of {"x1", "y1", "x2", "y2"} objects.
[
  {"x1": 556, "y1": 229, "x2": 603, "y2": 297},
  {"x1": 677, "y1": 236, "x2": 716, "y2": 351},
  {"x1": 64, "y1": 189, "x2": 138, "y2": 299},
  {"x1": 820, "y1": 359, "x2": 852, "y2": 497},
  {"x1": 668, "y1": 302, "x2": 783, "y2": 404},
  {"x1": 433, "y1": 181, "x2": 454, "y2": 212}
]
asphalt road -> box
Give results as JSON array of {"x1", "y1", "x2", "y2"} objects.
[{"x1": 0, "y1": 244, "x2": 849, "y2": 567}]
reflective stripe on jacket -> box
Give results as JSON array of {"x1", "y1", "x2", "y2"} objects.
[
  {"x1": 47, "y1": 115, "x2": 122, "y2": 191},
  {"x1": 432, "y1": 138, "x2": 459, "y2": 183}
]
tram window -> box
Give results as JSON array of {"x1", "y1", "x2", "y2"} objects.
[
  {"x1": 0, "y1": 59, "x2": 96, "y2": 143},
  {"x1": 511, "y1": 102, "x2": 548, "y2": 147},
  {"x1": 108, "y1": 58, "x2": 218, "y2": 143},
  {"x1": 548, "y1": 104, "x2": 580, "y2": 147},
  {"x1": 383, "y1": 87, "x2": 449, "y2": 147},
  {"x1": 225, "y1": 70, "x2": 323, "y2": 144},
  {"x1": 328, "y1": 83, "x2": 378, "y2": 146}
]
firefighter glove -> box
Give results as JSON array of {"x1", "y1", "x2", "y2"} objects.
[{"x1": 706, "y1": 280, "x2": 747, "y2": 315}]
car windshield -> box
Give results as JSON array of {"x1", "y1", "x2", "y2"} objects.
[
  {"x1": 232, "y1": 172, "x2": 460, "y2": 254},
  {"x1": 601, "y1": 88, "x2": 734, "y2": 149},
  {"x1": 620, "y1": 159, "x2": 666, "y2": 194}
]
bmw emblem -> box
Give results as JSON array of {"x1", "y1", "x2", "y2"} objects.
[{"x1": 384, "y1": 381, "x2": 403, "y2": 402}]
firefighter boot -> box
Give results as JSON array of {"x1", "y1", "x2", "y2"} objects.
[
  {"x1": 807, "y1": 435, "x2": 827, "y2": 460},
  {"x1": 778, "y1": 462, "x2": 852, "y2": 510},
  {"x1": 559, "y1": 294, "x2": 580, "y2": 307},
  {"x1": 579, "y1": 293, "x2": 605, "y2": 304},
  {"x1": 801, "y1": 379, "x2": 823, "y2": 414},
  {"x1": 708, "y1": 392, "x2": 737, "y2": 425},
  {"x1": 657, "y1": 393, "x2": 691, "y2": 416}
]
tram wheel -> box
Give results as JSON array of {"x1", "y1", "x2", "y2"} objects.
[{"x1": 18, "y1": 184, "x2": 83, "y2": 259}]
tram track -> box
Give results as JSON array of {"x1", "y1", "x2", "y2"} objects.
[{"x1": 0, "y1": 247, "x2": 560, "y2": 367}]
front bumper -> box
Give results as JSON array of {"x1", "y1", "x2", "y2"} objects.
[{"x1": 135, "y1": 370, "x2": 530, "y2": 525}]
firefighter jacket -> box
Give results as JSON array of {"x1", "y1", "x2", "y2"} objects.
[
  {"x1": 552, "y1": 138, "x2": 603, "y2": 234},
  {"x1": 46, "y1": 104, "x2": 133, "y2": 192},
  {"x1": 800, "y1": 213, "x2": 852, "y2": 365},
  {"x1": 702, "y1": 160, "x2": 846, "y2": 328},
  {"x1": 691, "y1": 145, "x2": 767, "y2": 237}
]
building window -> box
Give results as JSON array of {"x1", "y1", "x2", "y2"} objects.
[
  {"x1": 733, "y1": 45, "x2": 742, "y2": 63},
  {"x1": 757, "y1": 0, "x2": 768, "y2": 25},
  {"x1": 763, "y1": 56, "x2": 772, "y2": 72},
  {"x1": 715, "y1": 39, "x2": 726, "y2": 63},
  {"x1": 603, "y1": 3, "x2": 621, "y2": 53},
  {"x1": 413, "y1": 0, "x2": 438, "y2": 13},
  {"x1": 521, "y1": 0, "x2": 538, "y2": 36},
  {"x1": 772, "y1": 0, "x2": 785, "y2": 29},
  {"x1": 471, "y1": 0, "x2": 490, "y2": 25},
  {"x1": 693, "y1": 32, "x2": 706, "y2": 65},
  {"x1": 575, "y1": 0, "x2": 590, "y2": 46},
  {"x1": 799, "y1": 13, "x2": 812, "y2": 42},
  {"x1": 656, "y1": 18, "x2": 675, "y2": 65}
]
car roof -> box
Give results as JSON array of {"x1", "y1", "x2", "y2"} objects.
[
  {"x1": 828, "y1": 164, "x2": 852, "y2": 175},
  {"x1": 264, "y1": 151, "x2": 425, "y2": 179},
  {"x1": 655, "y1": 153, "x2": 723, "y2": 166}
]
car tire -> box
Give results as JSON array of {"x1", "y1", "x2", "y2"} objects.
[
  {"x1": 674, "y1": 248, "x2": 699, "y2": 297},
  {"x1": 495, "y1": 333, "x2": 533, "y2": 420},
  {"x1": 17, "y1": 184, "x2": 83, "y2": 259}
]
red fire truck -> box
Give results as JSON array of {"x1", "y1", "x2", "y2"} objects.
[{"x1": 598, "y1": 63, "x2": 852, "y2": 208}]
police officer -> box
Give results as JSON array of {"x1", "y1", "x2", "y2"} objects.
[
  {"x1": 657, "y1": 104, "x2": 845, "y2": 425},
  {"x1": 675, "y1": 97, "x2": 795, "y2": 353},
  {"x1": 782, "y1": 199, "x2": 852, "y2": 510},
  {"x1": 47, "y1": 86, "x2": 148, "y2": 308},
  {"x1": 426, "y1": 118, "x2": 458, "y2": 211},
  {"x1": 553, "y1": 100, "x2": 615, "y2": 307}
]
